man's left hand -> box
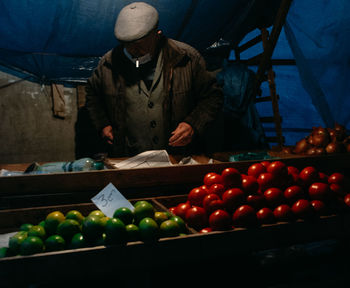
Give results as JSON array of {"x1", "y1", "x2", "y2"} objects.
[{"x1": 169, "y1": 122, "x2": 194, "y2": 147}]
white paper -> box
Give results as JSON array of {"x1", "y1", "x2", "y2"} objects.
[
  {"x1": 109, "y1": 150, "x2": 173, "y2": 169},
  {"x1": 91, "y1": 183, "x2": 134, "y2": 217},
  {"x1": 0, "y1": 232, "x2": 16, "y2": 248}
]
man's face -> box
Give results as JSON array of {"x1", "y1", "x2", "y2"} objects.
[{"x1": 123, "y1": 30, "x2": 158, "y2": 58}]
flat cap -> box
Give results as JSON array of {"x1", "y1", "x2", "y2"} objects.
[{"x1": 114, "y1": 2, "x2": 159, "y2": 42}]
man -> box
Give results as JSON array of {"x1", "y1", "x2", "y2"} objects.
[{"x1": 85, "y1": 2, "x2": 223, "y2": 157}]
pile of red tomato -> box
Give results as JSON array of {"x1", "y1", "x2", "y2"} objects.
[{"x1": 169, "y1": 161, "x2": 350, "y2": 232}]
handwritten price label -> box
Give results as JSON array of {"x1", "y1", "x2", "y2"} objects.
[{"x1": 91, "y1": 183, "x2": 134, "y2": 217}]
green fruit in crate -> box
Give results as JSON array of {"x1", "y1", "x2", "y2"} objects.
[
  {"x1": 57, "y1": 219, "x2": 81, "y2": 241},
  {"x1": 20, "y1": 223, "x2": 33, "y2": 232},
  {"x1": 20, "y1": 236, "x2": 44, "y2": 256},
  {"x1": 138, "y1": 217, "x2": 159, "y2": 242},
  {"x1": 125, "y1": 224, "x2": 140, "y2": 242},
  {"x1": 105, "y1": 218, "x2": 126, "y2": 245},
  {"x1": 81, "y1": 215, "x2": 105, "y2": 242},
  {"x1": 45, "y1": 235, "x2": 66, "y2": 252},
  {"x1": 134, "y1": 200, "x2": 150, "y2": 207},
  {"x1": 28, "y1": 225, "x2": 46, "y2": 240},
  {"x1": 95, "y1": 233, "x2": 106, "y2": 246},
  {"x1": 38, "y1": 220, "x2": 45, "y2": 228},
  {"x1": 0, "y1": 247, "x2": 8, "y2": 258},
  {"x1": 134, "y1": 202, "x2": 155, "y2": 223},
  {"x1": 65, "y1": 210, "x2": 85, "y2": 224},
  {"x1": 170, "y1": 216, "x2": 187, "y2": 233},
  {"x1": 160, "y1": 220, "x2": 180, "y2": 237},
  {"x1": 154, "y1": 211, "x2": 169, "y2": 226},
  {"x1": 113, "y1": 207, "x2": 134, "y2": 225},
  {"x1": 69, "y1": 233, "x2": 87, "y2": 249},
  {"x1": 88, "y1": 210, "x2": 105, "y2": 218},
  {"x1": 8, "y1": 231, "x2": 27, "y2": 255},
  {"x1": 44, "y1": 211, "x2": 65, "y2": 235}
]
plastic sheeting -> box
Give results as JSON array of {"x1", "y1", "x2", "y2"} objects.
[
  {"x1": 284, "y1": 0, "x2": 350, "y2": 131},
  {"x1": 0, "y1": 0, "x2": 349, "y2": 145},
  {"x1": 0, "y1": 0, "x2": 279, "y2": 83}
]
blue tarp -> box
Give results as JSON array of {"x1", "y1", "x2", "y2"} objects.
[
  {"x1": 0, "y1": 0, "x2": 277, "y2": 83},
  {"x1": 0, "y1": 0, "x2": 349, "y2": 145}
]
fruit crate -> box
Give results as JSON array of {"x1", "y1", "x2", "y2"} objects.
[
  {"x1": 1, "y1": 153, "x2": 350, "y2": 286},
  {"x1": 1, "y1": 153, "x2": 350, "y2": 209},
  {"x1": 1, "y1": 194, "x2": 350, "y2": 287}
]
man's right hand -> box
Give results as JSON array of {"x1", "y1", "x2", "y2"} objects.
[{"x1": 101, "y1": 125, "x2": 114, "y2": 145}]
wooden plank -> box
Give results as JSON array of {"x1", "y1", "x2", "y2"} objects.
[
  {"x1": 76, "y1": 85, "x2": 87, "y2": 108},
  {"x1": 255, "y1": 96, "x2": 272, "y2": 103},
  {"x1": 235, "y1": 34, "x2": 262, "y2": 53},
  {"x1": 51, "y1": 83, "x2": 65, "y2": 118},
  {"x1": 0, "y1": 212, "x2": 346, "y2": 287},
  {"x1": 1, "y1": 153, "x2": 350, "y2": 209}
]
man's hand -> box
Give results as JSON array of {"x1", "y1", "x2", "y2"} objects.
[
  {"x1": 101, "y1": 125, "x2": 114, "y2": 145},
  {"x1": 169, "y1": 122, "x2": 194, "y2": 147}
]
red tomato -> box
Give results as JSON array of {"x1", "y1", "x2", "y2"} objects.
[
  {"x1": 256, "y1": 207, "x2": 275, "y2": 225},
  {"x1": 287, "y1": 166, "x2": 300, "y2": 175},
  {"x1": 208, "y1": 183, "x2": 226, "y2": 198},
  {"x1": 318, "y1": 172, "x2": 329, "y2": 183},
  {"x1": 257, "y1": 172, "x2": 277, "y2": 191},
  {"x1": 246, "y1": 194, "x2": 266, "y2": 210},
  {"x1": 247, "y1": 163, "x2": 266, "y2": 179},
  {"x1": 267, "y1": 161, "x2": 288, "y2": 178},
  {"x1": 308, "y1": 182, "x2": 330, "y2": 201},
  {"x1": 344, "y1": 194, "x2": 350, "y2": 207},
  {"x1": 299, "y1": 166, "x2": 319, "y2": 186},
  {"x1": 310, "y1": 200, "x2": 327, "y2": 216},
  {"x1": 289, "y1": 172, "x2": 300, "y2": 185},
  {"x1": 203, "y1": 194, "x2": 221, "y2": 211},
  {"x1": 200, "y1": 227, "x2": 213, "y2": 233},
  {"x1": 260, "y1": 161, "x2": 270, "y2": 168},
  {"x1": 284, "y1": 185, "x2": 305, "y2": 204},
  {"x1": 328, "y1": 172, "x2": 345, "y2": 186},
  {"x1": 232, "y1": 205, "x2": 258, "y2": 228},
  {"x1": 169, "y1": 207, "x2": 177, "y2": 215},
  {"x1": 203, "y1": 173, "x2": 224, "y2": 187},
  {"x1": 205, "y1": 199, "x2": 225, "y2": 215},
  {"x1": 185, "y1": 206, "x2": 207, "y2": 230},
  {"x1": 221, "y1": 167, "x2": 241, "y2": 188},
  {"x1": 199, "y1": 185, "x2": 210, "y2": 194},
  {"x1": 330, "y1": 183, "x2": 345, "y2": 197},
  {"x1": 203, "y1": 172, "x2": 216, "y2": 184},
  {"x1": 264, "y1": 187, "x2": 284, "y2": 207},
  {"x1": 187, "y1": 187, "x2": 207, "y2": 207},
  {"x1": 292, "y1": 199, "x2": 313, "y2": 219},
  {"x1": 209, "y1": 209, "x2": 232, "y2": 231},
  {"x1": 241, "y1": 175, "x2": 259, "y2": 194},
  {"x1": 273, "y1": 204, "x2": 294, "y2": 222},
  {"x1": 174, "y1": 202, "x2": 191, "y2": 219},
  {"x1": 222, "y1": 188, "x2": 245, "y2": 212}
]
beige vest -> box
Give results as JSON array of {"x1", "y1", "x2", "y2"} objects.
[{"x1": 124, "y1": 51, "x2": 166, "y2": 155}]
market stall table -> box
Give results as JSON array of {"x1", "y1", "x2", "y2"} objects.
[{"x1": 1, "y1": 152, "x2": 350, "y2": 287}]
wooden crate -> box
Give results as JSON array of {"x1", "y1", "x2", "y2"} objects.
[
  {"x1": 1, "y1": 154, "x2": 350, "y2": 286},
  {"x1": 0, "y1": 196, "x2": 348, "y2": 287},
  {"x1": 1, "y1": 153, "x2": 349, "y2": 209}
]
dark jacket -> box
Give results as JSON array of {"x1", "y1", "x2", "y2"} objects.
[{"x1": 85, "y1": 37, "x2": 223, "y2": 157}]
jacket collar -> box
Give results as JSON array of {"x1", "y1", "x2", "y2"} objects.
[{"x1": 103, "y1": 36, "x2": 188, "y2": 71}]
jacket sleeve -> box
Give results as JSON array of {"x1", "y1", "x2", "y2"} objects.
[
  {"x1": 183, "y1": 53, "x2": 224, "y2": 135},
  {"x1": 85, "y1": 59, "x2": 111, "y2": 133}
]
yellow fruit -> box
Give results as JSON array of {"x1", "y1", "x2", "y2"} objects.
[
  {"x1": 65, "y1": 210, "x2": 85, "y2": 224},
  {"x1": 44, "y1": 211, "x2": 65, "y2": 235}
]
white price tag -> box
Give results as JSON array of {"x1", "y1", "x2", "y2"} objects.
[{"x1": 91, "y1": 183, "x2": 134, "y2": 218}]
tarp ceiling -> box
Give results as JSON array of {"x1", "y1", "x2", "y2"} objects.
[
  {"x1": 0, "y1": 0, "x2": 349, "y2": 145},
  {"x1": 0, "y1": 0, "x2": 280, "y2": 83}
]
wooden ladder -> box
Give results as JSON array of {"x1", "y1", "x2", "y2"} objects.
[{"x1": 234, "y1": 0, "x2": 293, "y2": 149}]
